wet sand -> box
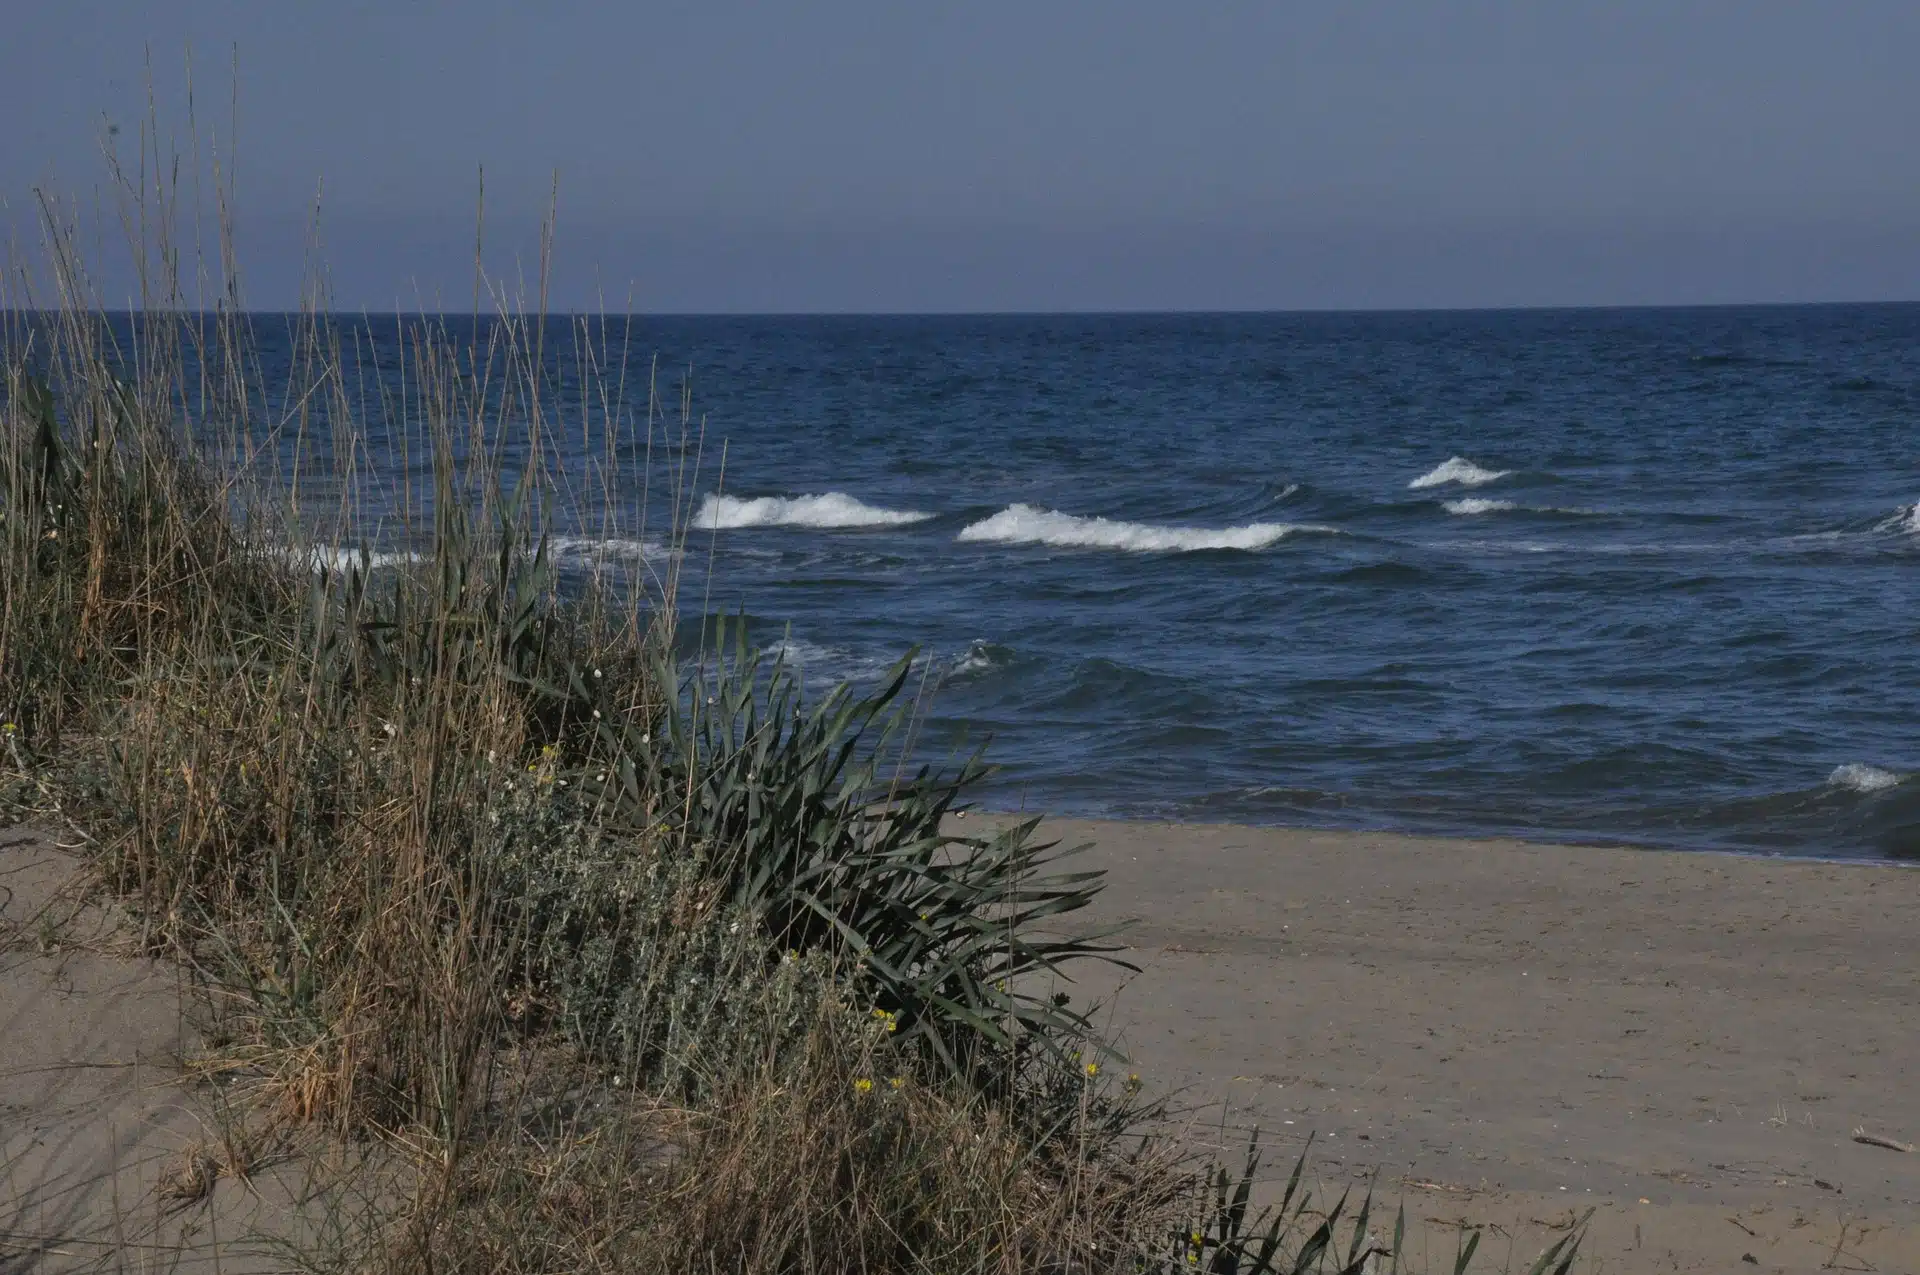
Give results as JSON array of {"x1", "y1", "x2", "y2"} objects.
[{"x1": 1022, "y1": 817, "x2": 1920, "y2": 1272}]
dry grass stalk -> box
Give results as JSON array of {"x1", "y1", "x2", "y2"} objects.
[{"x1": 0, "y1": 84, "x2": 1579, "y2": 1275}]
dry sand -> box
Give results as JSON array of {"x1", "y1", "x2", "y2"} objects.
[
  {"x1": 1, "y1": 830, "x2": 377, "y2": 1273},
  {"x1": 7, "y1": 816, "x2": 1917, "y2": 1272},
  {"x1": 1022, "y1": 816, "x2": 1920, "y2": 1273}
]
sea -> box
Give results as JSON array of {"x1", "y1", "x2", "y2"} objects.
[{"x1": 264, "y1": 305, "x2": 1920, "y2": 860}]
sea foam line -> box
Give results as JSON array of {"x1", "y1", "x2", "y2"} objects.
[
  {"x1": 696, "y1": 492, "x2": 932, "y2": 530},
  {"x1": 1442, "y1": 498, "x2": 1518, "y2": 515},
  {"x1": 1410, "y1": 456, "x2": 1511, "y2": 489},
  {"x1": 956, "y1": 504, "x2": 1333, "y2": 553}
]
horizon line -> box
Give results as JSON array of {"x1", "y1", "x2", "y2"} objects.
[{"x1": 29, "y1": 297, "x2": 1920, "y2": 320}]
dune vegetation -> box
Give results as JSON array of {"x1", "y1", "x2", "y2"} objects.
[{"x1": 0, "y1": 118, "x2": 1584, "y2": 1274}]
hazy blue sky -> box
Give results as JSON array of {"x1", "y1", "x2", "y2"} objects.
[{"x1": 5, "y1": 2, "x2": 1918, "y2": 311}]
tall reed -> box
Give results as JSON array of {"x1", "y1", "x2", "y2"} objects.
[{"x1": 0, "y1": 98, "x2": 1583, "y2": 1273}]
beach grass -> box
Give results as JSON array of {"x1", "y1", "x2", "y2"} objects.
[{"x1": 0, "y1": 114, "x2": 1584, "y2": 1274}]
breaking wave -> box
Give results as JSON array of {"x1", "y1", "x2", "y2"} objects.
[
  {"x1": 1829, "y1": 763, "x2": 1903, "y2": 793},
  {"x1": 1874, "y1": 503, "x2": 1920, "y2": 535},
  {"x1": 549, "y1": 536, "x2": 673, "y2": 564},
  {"x1": 280, "y1": 545, "x2": 419, "y2": 573},
  {"x1": 956, "y1": 504, "x2": 1333, "y2": 553},
  {"x1": 696, "y1": 492, "x2": 932, "y2": 530},
  {"x1": 1410, "y1": 457, "x2": 1512, "y2": 489}
]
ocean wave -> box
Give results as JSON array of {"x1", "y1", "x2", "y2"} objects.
[
  {"x1": 1829, "y1": 763, "x2": 1903, "y2": 793},
  {"x1": 1442, "y1": 498, "x2": 1601, "y2": 518},
  {"x1": 1409, "y1": 456, "x2": 1512, "y2": 490},
  {"x1": 279, "y1": 545, "x2": 419, "y2": 573},
  {"x1": 549, "y1": 536, "x2": 673, "y2": 564},
  {"x1": 948, "y1": 639, "x2": 1012, "y2": 680},
  {"x1": 956, "y1": 504, "x2": 1333, "y2": 553},
  {"x1": 1874, "y1": 503, "x2": 1920, "y2": 535},
  {"x1": 696, "y1": 492, "x2": 931, "y2": 530},
  {"x1": 765, "y1": 638, "x2": 903, "y2": 683}
]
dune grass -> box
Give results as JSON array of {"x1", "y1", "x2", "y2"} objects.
[{"x1": 0, "y1": 118, "x2": 1585, "y2": 1274}]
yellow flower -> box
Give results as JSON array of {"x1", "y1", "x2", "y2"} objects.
[
  {"x1": 853, "y1": 1077, "x2": 874, "y2": 1094},
  {"x1": 1084, "y1": 1061, "x2": 1100, "y2": 1078},
  {"x1": 888, "y1": 1076, "x2": 905, "y2": 1090}
]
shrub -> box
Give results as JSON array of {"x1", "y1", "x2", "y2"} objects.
[{"x1": 2, "y1": 139, "x2": 1586, "y2": 1272}]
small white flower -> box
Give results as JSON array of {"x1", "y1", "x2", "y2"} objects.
[
  {"x1": 640, "y1": 733, "x2": 650, "y2": 744},
  {"x1": 383, "y1": 721, "x2": 398, "y2": 738},
  {"x1": 592, "y1": 668, "x2": 603, "y2": 679},
  {"x1": 591, "y1": 709, "x2": 601, "y2": 719}
]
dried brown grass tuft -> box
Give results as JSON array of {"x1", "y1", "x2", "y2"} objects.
[{"x1": 1, "y1": 87, "x2": 1583, "y2": 1275}]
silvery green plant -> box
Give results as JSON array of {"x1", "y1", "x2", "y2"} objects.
[
  {"x1": 581, "y1": 618, "x2": 1127, "y2": 1090},
  {"x1": 477, "y1": 769, "x2": 845, "y2": 1100}
]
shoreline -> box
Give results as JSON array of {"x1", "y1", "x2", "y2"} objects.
[
  {"x1": 966, "y1": 801, "x2": 1920, "y2": 869},
  {"x1": 992, "y1": 816, "x2": 1920, "y2": 1271}
]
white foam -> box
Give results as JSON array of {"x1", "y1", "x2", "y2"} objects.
[
  {"x1": 956, "y1": 504, "x2": 1332, "y2": 553},
  {"x1": 1443, "y1": 498, "x2": 1518, "y2": 515},
  {"x1": 948, "y1": 640, "x2": 1004, "y2": 679},
  {"x1": 695, "y1": 492, "x2": 931, "y2": 530},
  {"x1": 765, "y1": 638, "x2": 899, "y2": 683},
  {"x1": 1409, "y1": 457, "x2": 1512, "y2": 490},
  {"x1": 280, "y1": 545, "x2": 419, "y2": 573},
  {"x1": 1874, "y1": 503, "x2": 1920, "y2": 535},
  {"x1": 548, "y1": 535, "x2": 672, "y2": 564},
  {"x1": 1829, "y1": 763, "x2": 1903, "y2": 793}
]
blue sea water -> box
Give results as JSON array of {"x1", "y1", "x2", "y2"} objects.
[{"x1": 285, "y1": 306, "x2": 1920, "y2": 859}]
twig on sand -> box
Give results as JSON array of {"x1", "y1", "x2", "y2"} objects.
[
  {"x1": 1403, "y1": 1177, "x2": 1473, "y2": 1195},
  {"x1": 1851, "y1": 1128, "x2": 1915, "y2": 1154}
]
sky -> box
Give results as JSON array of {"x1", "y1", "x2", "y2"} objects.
[{"x1": 4, "y1": 1, "x2": 1918, "y2": 312}]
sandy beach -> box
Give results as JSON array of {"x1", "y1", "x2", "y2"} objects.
[
  {"x1": 1021, "y1": 817, "x2": 1920, "y2": 1272},
  {"x1": 9, "y1": 818, "x2": 1919, "y2": 1271}
]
